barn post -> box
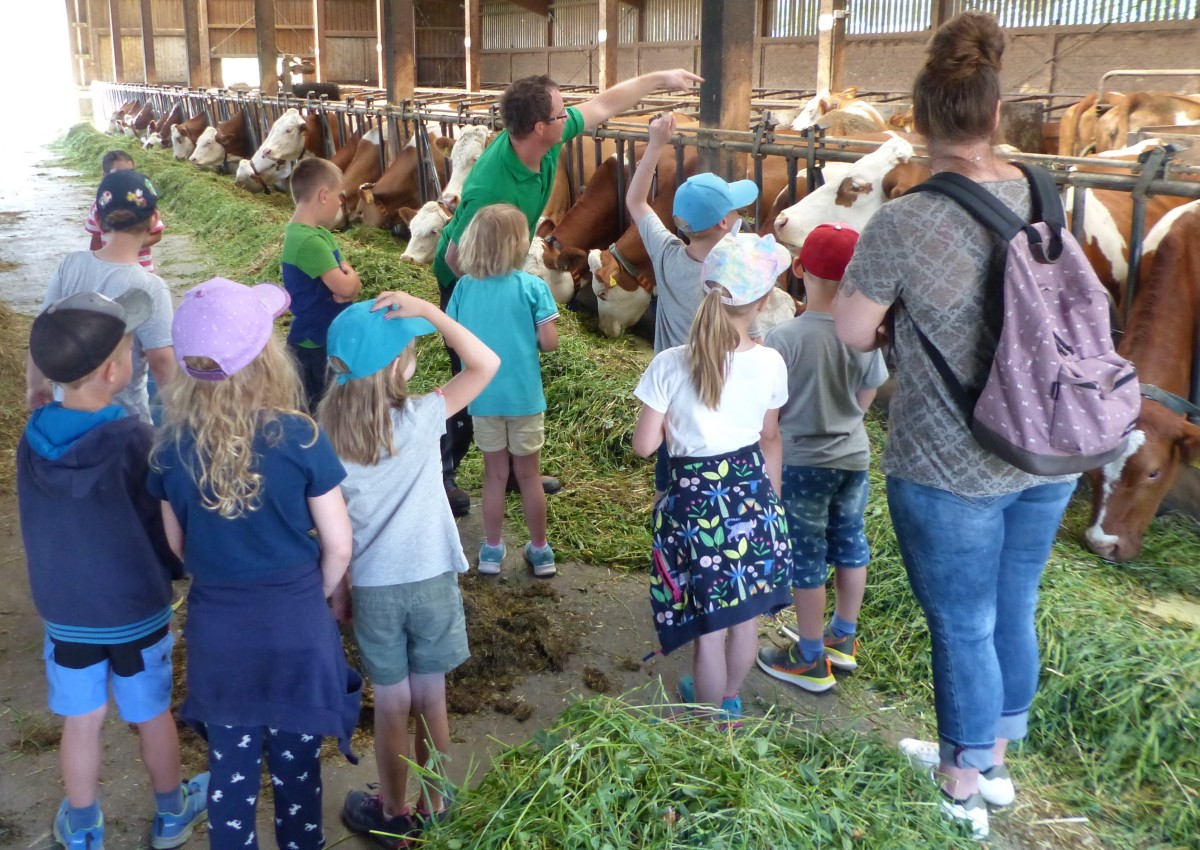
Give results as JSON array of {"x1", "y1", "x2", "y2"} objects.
[
  {"x1": 464, "y1": 0, "x2": 482, "y2": 92},
  {"x1": 313, "y1": 0, "x2": 327, "y2": 82},
  {"x1": 381, "y1": 0, "x2": 417, "y2": 104},
  {"x1": 182, "y1": 0, "x2": 210, "y2": 88},
  {"x1": 598, "y1": 0, "x2": 618, "y2": 91},
  {"x1": 255, "y1": 0, "x2": 280, "y2": 94},
  {"x1": 106, "y1": 0, "x2": 124, "y2": 82},
  {"x1": 698, "y1": 0, "x2": 754, "y2": 176},
  {"x1": 85, "y1": 0, "x2": 105, "y2": 83},
  {"x1": 816, "y1": 0, "x2": 846, "y2": 94},
  {"x1": 139, "y1": 0, "x2": 156, "y2": 84},
  {"x1": 932, "y1": 0, "x2": 954, "y2": 29}
]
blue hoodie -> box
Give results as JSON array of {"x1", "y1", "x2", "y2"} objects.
[{"x1": 18, "y1": 403, "x2": 183, "y2": 643}]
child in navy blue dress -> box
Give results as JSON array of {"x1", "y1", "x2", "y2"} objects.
[{"x1": 148, "y1": 278, "x2": 361, "y2": 850}]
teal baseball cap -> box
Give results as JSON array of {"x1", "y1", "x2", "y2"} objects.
[
  {"x1": 327, "y1": 300, "x2": 437, "y2": 384},
  {"x1": 673, "y1": 172, "x2": 759, "y2": 232}
]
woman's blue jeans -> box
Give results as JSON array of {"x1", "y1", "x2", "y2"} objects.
[{"x1": 886, "y1": 476, "x2": 1074, "y2": 771}]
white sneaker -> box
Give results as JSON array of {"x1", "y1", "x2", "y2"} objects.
[
  {"x1": 978, "y1": 764, "x2": 1016, "y2": 807},
  {"x1": 898, "y1": 737, "x2": 940, "y2": 769},
  {"x1": 940, "y1": 790, "x2": 989, "y2": 839}
]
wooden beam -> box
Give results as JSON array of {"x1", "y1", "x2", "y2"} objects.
[
  {"x1": 932, "y1": 0, "x2": 954, "y2": 30},
  {"x1": 464, "y1": 0, "x2": 482, "y2": 92},
  {"x1": 313, "y1": 0, "x2": 327, "y2": 82},
  {"x1": 698, "y1": 0, "x2": 754, "y2": 176},
  {"x1": 183, "y1": 0, "x2": 209, "y2": 87},
  {"x1": 598, "y1": 0, "x2": 617, "y2": 91},
  {"x1": 106, "y1": 0, "x2": 124, "y2": 82},
  {"x1": 507, "y1": 0, "x2": 549, "y2": 14},
  {"x1": 85, "y1": 0, "x2": 104, "y2": 84},
  {"x1": 816, "y1": 0, "x2": 846, "y2": 93},
  {"x1": 139, "y1": 0, "x2": 156, "y2": 83},
  {"x1": 255, "y1": 0, "x2": 279, "y2": 94},
  {"x1": 64, "y1": 0, "x2": 83, "y2": 87},
  {"x1": 380, "y1": 0, "x2": 416, "y2": 102}
]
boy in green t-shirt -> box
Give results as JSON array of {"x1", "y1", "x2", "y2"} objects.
[{"x1": 281, "y1": 158, "x2": 362, "y2": 409}]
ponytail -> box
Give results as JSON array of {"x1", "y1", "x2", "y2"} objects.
[{"x1": 687, "y1": 288, "x2": 740, "y2": 409}]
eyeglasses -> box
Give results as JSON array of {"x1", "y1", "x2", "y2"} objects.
[{"x1": 545, "y1": 112, "x2": 568, "y2": 123}]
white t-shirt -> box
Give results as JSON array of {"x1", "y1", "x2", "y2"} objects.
[
  {"x1": 339, "y1": 393, "x2": 469, "y2": 587},
  {"x1": 634, "y1": 344, "x2": 789, "y2": 458}
]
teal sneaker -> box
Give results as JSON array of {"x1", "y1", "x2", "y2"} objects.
[
  {"x1": 151, "y1": 773, "x2": 210, "y2": 849},
  {"x1": 524, "y1": 542, "x2": 557, "y2": 577},
  {"x1": 677, "y1": 675, "x2": 743, "y2": 719},
  {"x1": 53, "y1": 799, "x2": 104, "y2": 850},
  {"x1": 478, "y1": 541, "x2": 506, "y2": 575}
]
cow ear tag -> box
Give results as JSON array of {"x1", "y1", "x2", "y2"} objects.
[{"x1": 607, "y1": 274, "x2": 618, "y2": 288}]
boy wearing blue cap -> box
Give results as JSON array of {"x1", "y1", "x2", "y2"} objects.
[
  {"x1": 626, "y1": 111, "x2": 759, "y2": 498},
  {"x1": 316, "y1": 292, "x2": 499, "y2": 846}
]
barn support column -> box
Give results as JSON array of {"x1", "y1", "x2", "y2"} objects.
[
  {"x1": 464, "y1": 0, "x2": 482, "y2": 92},
  {"x1": 139, "y1": 0, "x2": 156, "y2": 84},
  {"x1": 106, "y1": 0, "x2": 124, "y2": 82},
  {"x1": 381, "y1": 0, "x2": 416, "y2": 104},
  {"x1": 64, "y1": 0, "x2": 86, "y2": 86},
  {"x1": 255, "y1": 0, "x2": 279, "y2": 94},
  {"x1": 932, "y1": 0, "x2": 954, "y2": 29},
  {"x1": 816, "y1": 0, "x2": 846, "y2": 94},
  {"x1": 698, "y1": 0, "x2": 754, "y2": 177},
  {"x1": 598, "y1": 0, "x2": 618, "y2": 90},
  {"x1": 182, "y1": 0, "x2": 209, "y2": 88},
  {"x1": 313, "y1": 0, "x2": 327, "y2": 82}
]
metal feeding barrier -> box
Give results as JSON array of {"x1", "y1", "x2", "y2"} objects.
[{"x1": 95, "y1": 80, "x2": 1200, "y2": 313}]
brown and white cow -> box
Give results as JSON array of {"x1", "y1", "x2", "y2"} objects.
[
  {"x1": 332, "y1": 126, "x2": 388, "y2": 228},
  {"x1": 235, "y1": 108, "x2": 326, "y2": 194},
  {"x1": 171, "y1": 113, "x2": 209, "y2": 160},
  {"x1": 397, "y1": 127, "x2": 494, "y2": 262},
  {"x1": 189, "y1": 110, "x2": 252, "y2": 172},
  {"x1": 438, "y1": 125, "x2": 492, "y2": 209},
  {"x1": 358, "y1": 136, "x2": 454, "y2": 230},
  {"x1": 1085, "y1": 200, "x2": 1200, "y2": 561},
  {"x1": 143, "y1": 103, "x2": 183, "y2": 149},
  {"x1": 1058, "y1": 92, "x2": 1127, "y2": 157},
  {"x1": 1095, "y1": 92, "x2": 1200, "y2": 153}
]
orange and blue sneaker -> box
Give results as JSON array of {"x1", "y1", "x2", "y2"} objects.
[
  {"x1": 756, "y1": 643, "x2": 836, "y2": 693},
  {"x1": 823, "y1": 626, "x2": 859, "y2": 671}
]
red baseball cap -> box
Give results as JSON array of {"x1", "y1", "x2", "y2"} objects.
[{"x1": 798, "y1": 222, "x2": 859, "y2": 282}]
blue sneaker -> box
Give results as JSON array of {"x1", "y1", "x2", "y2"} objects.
[
  {"x1": 478, "y1": 541, "x2": 506, "y2": 576},
  {"x1": 53, "y1": 799, "x2": 104, "y2": 850},
  {"x1": 151, "y1": 773, "x2": 210, "y2": 849},
  {"x1": 524, "y1": 542, "x2": 556, "y2": 578},
  {"x1": 677, "y1": 676, "x2": 743, "y2": 719}
]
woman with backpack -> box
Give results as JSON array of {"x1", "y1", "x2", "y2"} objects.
[{"x1": 831, "y1": 12, "x2": 1081, "y2": 839}]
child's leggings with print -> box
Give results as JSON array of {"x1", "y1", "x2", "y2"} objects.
[{"x1": 205, "y1": 723, "x2": 325, "y2": 850}]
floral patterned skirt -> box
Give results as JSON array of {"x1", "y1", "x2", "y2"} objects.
[{"x1": 650, "y1": 443, "x2": 793, "y2": 655}]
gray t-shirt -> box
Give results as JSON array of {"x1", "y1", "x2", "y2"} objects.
[
  {"x1": 43, "y1": 252, "x2": 174, "y2": 423},
  {"x1": 765, "y1": 312, "x2": 888, "y2": 471},
  {"x1": 843, "y1": 178, "x2": 1077, "y2": 497},
  {"x1": 639, "y1": 215, "x2": 704, "y2": 353},
  {"x1": 339, "y1": 393, "x2": 469, "y2": 587}
]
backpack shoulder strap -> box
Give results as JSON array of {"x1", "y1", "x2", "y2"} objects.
[
  {"x1": 906, "y1": 171, "x2": 1027, "y2": 240},
  {"x1": 1014, "y1": 162, "x2": 1066, "y2": 262}
]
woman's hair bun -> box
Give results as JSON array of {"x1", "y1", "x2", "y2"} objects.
[{"x1": 924, "y1": 11, "x2": 1004, "y2": 79}]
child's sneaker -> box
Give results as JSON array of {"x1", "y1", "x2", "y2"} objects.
[
  {"x1": 823, "y1": 626, "x2": 859, "y2": 671},
  {"x1": 940, "y1": 789, "x2": 989, "y2": 838},
  {"x1": 53, "y1": 799, "x2": 104, "y2": 850},
  {"x1": 898, "y1": 737, "x2": 941, "y2": 769},
  {"x1": 151, "y1": 773, "x2": 210, "y2": 849},
  {"x1": 524, "y1": 542, "x2": 556, "y2": 577},
  {"x1": 477, "y1": 541, "x2": 506, "y2": 575},
  {"x1": 978, "y1": 763, "x2": 1016, "y2": 807},
  {"x1": 756, "y1": 643, "x2": 836, "y2": 692},
  {"x1": 677, "y1": 675, "x2": 743, "y2": 718},
  {"x1": 342, "y1": 790, "x2": 419, "y2": 848}
]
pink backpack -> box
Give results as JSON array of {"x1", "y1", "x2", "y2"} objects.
[{"x1": 905, "y1": 164, "x2": 1140, "y2": 475}]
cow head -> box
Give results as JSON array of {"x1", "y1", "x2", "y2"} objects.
[
  {"x1": 189, "y1": 127, "x2": 226, "y2": 170},
  {"x1": 142, "y1": 132, "x2": 164, "y2": 150},
  {"x1": 1085, "y1": 409, "x2": 1200, "y2": 561},
  {"x1": 588, "y1": 248, "x2": 652, "y2": 339},
  {"x1": 359, "y1": 183, "x2": 392, "y2": 229},
  {"x1": 171, "y1": 124, "x2": 196, "y2": 160},
  {"x1": 399, "y1": 201, "x2": 452, "y2": 264},
  {"x1": 257, "y1": 108, "x2": 308, "y2": 164},
  {"x1": 441, "y1": 125, "x2": 492, "y2": 209},
  {"x1": 774, "y1": 134, "x2": 914, "y2": 249},
  {"x1": 524, "y1": 235, "x2": 575, "y2": 305}
]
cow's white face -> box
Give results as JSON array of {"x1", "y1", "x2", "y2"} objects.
[
  {"x1": 190, "y1": 127, "x2": 226, "y2": 170},
  {"x1": 142, "y1": 132, "x2": 163, "y2": 150},
  {"x1": 255, "y1": 108, "x2": 307, "y2": 165},
  {"x1": 171, "y1": 125, "x2": 196, "y2": 160},
  {"x1": 587, "y1": 248, "x2": 653, "y2": 338},
  {"x1": 441, "y1": 125, "x2": 491, "y2": 208},
  {"x1": 399, "y1": 201, "x2": 451, "y2": 264},
  {"x1": 789, "y1": 88, "x2": 831, "y2": 131},
  {"x1": 774, "y1": 134, "x2": 914, "y2": 249},
  {"x1": 524, "y1": 235, "x2": 574, "y2": 305}
]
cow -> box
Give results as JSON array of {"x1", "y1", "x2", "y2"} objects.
[
  {"x1": 397, "y1": 201, "x2": 453, "y2": 263},
  {"x1": 142, "y1": 103, "x2": 182, "y2": 149},
  {"x1": 358, "y1": 136, "x2": 454, "y2": 230},
  {"x1": 171, "y1": 113, "x2": 209, "y2": 160},
  {"x1": 189, "y1": 110, "x2": 253, "y2": 172},
  {"x1": 773, "y1": 135, "x2": 917, "y2": 250},
  {"x1": 1095, "y1": 92, "x2": 1200, "y2": 153},
  {"x1": 126, "y1": 102, "x2": 155, "y2": 137},
  {"x1": 235, "y1": 108, "x2": 317, "y2": 194},
  {"x1": 1058, "y1": 92, "x2": 1127, "y2": 157},
  {"x1": 439, "y1": 125, "x2": 492, "y2": 209},
  {"x1": 330, "y1": 130, "x2": 361, "y2": 172},
  {"x1": 767, "y1": 86, "x2": 860, "y2": 131},
  {"x1": 1084, "y1": 200, "x2": 1200, "y2": 561},
  {"x1": 332, "y1": 125, "x2": 388, "y2": 229}
]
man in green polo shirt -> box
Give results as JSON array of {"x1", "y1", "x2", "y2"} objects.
[{"x1": 435, "y1": 68, "x2": 702, "y2": 516}]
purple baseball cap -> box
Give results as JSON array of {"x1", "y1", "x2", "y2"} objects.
[{"x1": 172, "y1": 278, "x2": 291, "y2": 380}]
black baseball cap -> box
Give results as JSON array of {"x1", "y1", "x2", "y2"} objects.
[
  {"x1": 30, "y1": 290, "x2": 153, "y2": 383},
  {"x1": 96, "y1": 170, "x2": 158, "y2": 226}
]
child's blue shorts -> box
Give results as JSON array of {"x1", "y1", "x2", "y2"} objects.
[
  {"x1": 781, "y1": 466, "x2": 871, "y2": 589},
  {"x1": 43, "y1": 628, "x2": 174, "y2": 722}
]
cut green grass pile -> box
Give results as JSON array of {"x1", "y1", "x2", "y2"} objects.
[
  {"x1": 423, "y1": 690, "x2": 979, "y2": 850},
  {"x1": 53, "y1": 124, "x2": 656, "y2": 567},
  {"x1": 53, "y1": 125, "x2": 1200, "y2": 849}
]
